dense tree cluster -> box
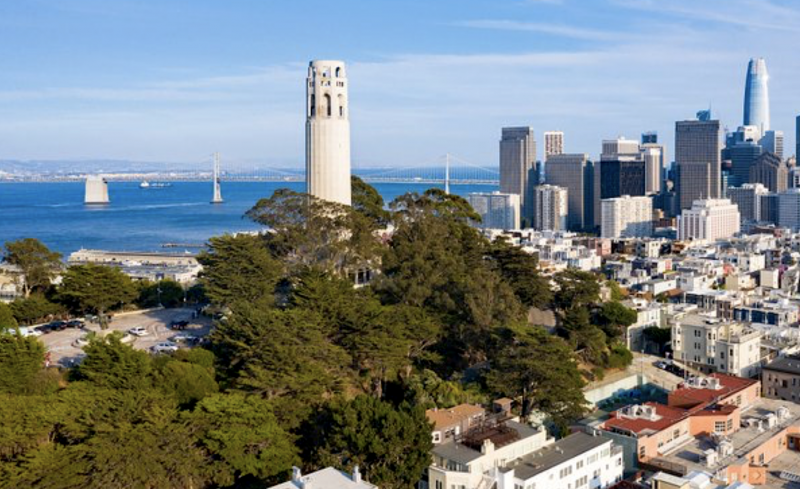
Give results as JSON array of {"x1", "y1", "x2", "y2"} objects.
[{"x1": 0, "y1": 180, "x2": 635, "y2": 488}]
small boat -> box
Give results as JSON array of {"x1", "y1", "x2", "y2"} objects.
[{"x1": 139, "y1": 180, "x2": 150, "y2": 188}]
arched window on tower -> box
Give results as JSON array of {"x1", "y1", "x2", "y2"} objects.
[
  {"x1": 335, "y1": 67, "x2": 341, "y2": 77},
  {"x1": 324, "y1": 93, "x2": 331, "y2": 117},
  {"x1": 310, "y1": 94, "x2": 315, "y2": 116},
  {"x1": 338, "y1": 94, "x2": 345, "y2": 117}
]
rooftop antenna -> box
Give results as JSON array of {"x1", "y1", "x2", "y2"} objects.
[{"x1": 211, "y1": 152, "x2": 224, "y2": 204}]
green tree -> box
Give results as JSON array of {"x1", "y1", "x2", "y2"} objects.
[
  {"x1": 487, "y1": 328, "x2": 587, "y2": 432},
  {"x1": 71, "y1": 334, "x2": 152, "y2": 390},
  {"x1": 596, "y1": 301, "x2": 638, "y2": 340},
  {"x1": 488, "y1": 238, "x2": 552, "y2": 309},
  {"x1": 191, "y1": 393, "x2": 297, "y2": 487},
  {"x1": 153, "y1": 358, "x2": 218, "y2": 408},
  {"x1": 9, "y1": 295, "x2": 65, "y2": 325},
  {"x1": 351, "y1": 176, "x2": 391, "y2": 228},
  {"x1": 2, "y1": 238, "x2": 62, "y2": 297},
  {"x1": 0, "y1": 303, "x2": 17, "y2": 330},
  {"x1": 197, "y1": 234, "x2": 282, "y2": 307},
  {"x1": 136, "y1": 279, "x2": 185, "y2": 308},
  {"x1": 57, "y1": 264, "x2": 136, "y2": 327},
  {"x1": 607, "y1": 280, "x2": 625, "y2": 301},
  {"x1": 553, "y1": 269, "x2": 601, "y2": 310},
  {"x1": 305, "y1": 396, "x2": 432, "y2": 489},
  {"x1": 246, "y1": 189, "x2": 379, "y2": 276},
  {"x1": 0, "y1": 332, "x2": 45, "y2": 395}
]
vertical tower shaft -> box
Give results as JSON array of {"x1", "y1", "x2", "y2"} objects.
[
  {"x1": 306, "y1": 60, "x2": 352, "y2": 206},
  {"x1": 743, "y1": 57, "x2": 770, "y2": 138},
  {"x1": 211, "y1": 152, "x2": 223, "y2": 204}
]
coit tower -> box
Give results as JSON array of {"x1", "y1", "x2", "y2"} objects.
[
  {"x1": 306, "y1": 60, "x2": 351, "y2": 206},
  {"x1": 743, "y1": 57, "x2": 770, "y2": 137}
]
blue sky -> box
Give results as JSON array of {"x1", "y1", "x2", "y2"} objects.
[{"x1": 0, "y1": 0, "x2": 798, "y2": 168}]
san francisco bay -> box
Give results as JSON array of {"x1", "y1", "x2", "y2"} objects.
[{"x1": 1, "y1": 181, "x2": 497, "y2": 255}]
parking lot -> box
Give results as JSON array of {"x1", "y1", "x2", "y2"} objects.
[{"x1": 37, "y1": 307, "x2": 213, "y2": 367}]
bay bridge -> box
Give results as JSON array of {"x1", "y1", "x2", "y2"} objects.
[{"x1": 145, "y1": 154, "x2": 500, "y2": 187}]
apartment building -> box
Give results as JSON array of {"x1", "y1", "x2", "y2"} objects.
[{"x1": 671, "y1": 314, "x2": 762, "y2": 377}]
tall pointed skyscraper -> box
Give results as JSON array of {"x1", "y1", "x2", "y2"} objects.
[
  {"x1": 306, "y1": 60, "x2": 352, "y2": 206},
  {"x1": 743, "y1": 58, "x2": 770, "y2": 138}
]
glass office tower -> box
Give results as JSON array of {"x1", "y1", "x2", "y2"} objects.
[{"x1": 743, "y1": 58, "x2": 770, "y2": 137}]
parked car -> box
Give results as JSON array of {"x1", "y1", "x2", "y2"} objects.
[
  {"x1": 171, "y1": 334, "x2": 196, "y2": 343},
  {"x1": 151, "y1": 342, "x2": 179, "y2": 354},
  {"x1": 67, "y1": 319, "x2": 85, "y2": 329},
  {"x1": 654, "y1": 360, "x2": 668, "y2": 370},
  {"x1": 72, "y1": 336, "x2": 91, "y2": 348},
  {"x1": 128, "y1": 327, "x2": 148, "y2": 337},
  {"x1": 47, "y1": 321, "x2": 67, "y2": 332},
  {"x1": 169, "y1": 320, "x2": 189, "y2": 330},
  {"x1": 18, "y1": 327, "x2": 43, "y2": 338},
  {"x1": 120, "y1": 333, "x2": 136, "y2": 344}
]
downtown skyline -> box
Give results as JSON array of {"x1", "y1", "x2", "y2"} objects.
[{"x1": 0, "y1": 0, "x2": 798, "y2": 167}]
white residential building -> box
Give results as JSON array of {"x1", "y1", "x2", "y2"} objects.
[
  {"x1": 671, "y1": 314, "x2": 763, "y2": 377},
  {"x1": 499, "y1": 432, "x2": 624, "y2": 489},
  {"x1": 533, "y1": 184, "x2": 568, "y2": 231},
  {"x1": 468, "y1": 192, "x2": 521, "y2": 230},
  {"x1": 677, "y1": 199, "x2": 741, "y2": 241},
  {"x1": 601, "y1": 195, "x2": 653, "y2": 238}
]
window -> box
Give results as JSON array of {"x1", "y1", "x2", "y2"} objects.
[
  {"x1": 715, "y1": 421, "x2": 726, "y2": 432},
  {"x1": 639, "y1": 446, "x2": 646, "y2": 459},
  {"x1": 324, "y1": 94, "x2": 332, "y2": 117},
  {"x1": 435, "y1": 482, "x2": 443, "y2": 489},
  {"x1": 727, "y1": 419, "x2": 733, "y2": 430},
  {"x1": 310, "y1": 94, "x2": 315, "y2": 116},
  {"x1": 576, "y1": 460, "x2": 584, "y2": 469}
]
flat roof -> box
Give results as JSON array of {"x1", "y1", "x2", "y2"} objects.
[
  {"x1": 670, "y1": 374, "x2": 758, "y2": 407},
  {"x1": 603, "y1": 402, "x2": 688, "y2": 436},
  {"x1": 431, "y1": 420, "x2": 545, "y2": 465},
  {"x1": 658, "y1": 398, "x2": 800, "y2": 475},
  {"x1": 763, "y1": 356, "x2": 800, "y2": 375},
  {"x1": 268, "y1": 467, "x2": 377, "y2": 489},
  {"x1": 506, "y1": 432, "x2": 609, "y2": 481}
]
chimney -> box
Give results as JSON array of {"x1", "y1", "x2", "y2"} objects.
[
  {"x1": 292, "y1": 467, "x2": 302, "y2": 482},
  {"x1": 352, "y1": 465, "x2": 361, "y2": 483}
]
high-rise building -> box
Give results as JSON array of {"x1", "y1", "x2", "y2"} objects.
[
  {"x1": 727, "y1": 183, "x2": 768, "y2": 223},
  {"x1": 305, "y1": 60, "x2": 352, "y2": 206},
  {"x1": 743, "y1": 58, "x2": 770, "y2": 138},
  {"x1": 545, "y1": 153, "x2": 591, "y2": 231},
  {"x1": 600, "y1": 158, "x2": 646, "y2": 199},
  {"x1": 760, "y1": 193, "x2": 779, "y2": 224},
  {"x1": 533, "y1": 185, "x2": 568, "y2": 231},
  {"x1": 543, "y1": 131, "x2": 564, "y2": 161},
  {"x1": 749, "y1": 152, "x2": 788, "y2": 193},
  {"x1": 677, "y1": 199, "x2": 740, "y2": 241},
  {"x1": 641, "y1": 146, "x2": 663, "y2": 194},
  {"x1": 796, "y1": 115, "x2": 799, "y2": 159},
  {"x1": 601, "y1": 195, "x2": 653, "y2": 238},
  {"x1": 500, "y1": 127, "x2": 536, "y2": 220},
  {"x1": 467, "y1": 192, "x2": 521, "y2": 230},
  {"x1": 761, "y1": 130, "x2": 784, "y2": 160},
  {"x1": 601, "y1": 137, "x2": 640, "y2": 159},
  {"x1": 676, "y1": 118, "x2": 722, "y2": 210},
  {"x1": 729, "y1": 140, "x2": 763, "y2": 187},
  {"x1": 641, "y1": 131, "x2": 658, "y2": 145},
  {"x1": 778, "y1": 188, "x2": 800, "y2": 231}
]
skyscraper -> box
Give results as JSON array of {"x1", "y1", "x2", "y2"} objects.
[
  {"x1": 749, "y1": 152, "x2": 788, "y2": 193},
  {"x1": 761, "y1": 130, "x2": 784, "y2": 160},
  {"x1": 796, "y1": 115, "x2": 799, "y2": 159},
  {"x1": 545, "y1": 153, "x2": 591, "y2": 231},
  {"x1": 543, "y1": 131, "x2": 564, "y2": 161},
  {"x1": 743, "y1": 58, "x2": 770, "y2": 138},
  {"x1": 676, "y1": 117, "x2": 722, "y2": 210},
  {"x1": 306, "y1": 60, "x2": 352, "y2": 206},
  {"x1": 499, "y1": 127, "x2": 536, "y2": 220},
  {"x1": 677, "y1": 199, "x2": 740, "y2": 241},
  {"x1": 600, "y1": 158, "x2": 646, "y2": 199},
  {"x1": 533, "y1": 185, "x2": 568, "y2": 231},
  {"x1": 601, "y1": 137, "x2": 640, "y2": 159},
  {"x1": 641, "y1": 147, "x2": 663, "y2": 194},
  {"x1": 727, "y1": 183, "x2": 768, "y2": 223},
  {"x1": 641, "y1": 132, "x2": 658, "y2": 145},
  {"x1": 729, "y1": 140, "x2": 762, "y2": 187}
]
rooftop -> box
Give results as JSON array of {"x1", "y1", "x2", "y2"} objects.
[
  {"x1": 763, "y1": 356, "x2": 800, "y2": 376},
  {"x1": 669, "y1": 374, "x2": 758, "y2": 408},
  {"x1": 505, "y1": 431, "x2": 610, "y2": 481},
  {"x1": 604, "y1": 402, "x2": 688, "y2": 437},
  {"x1": 658, "y1": 398, "x2": 800, "y2": 476},
  {"x1": 425, "y1": 404, "x2": 485, "y2": 431},
  {"x1": 431, "y1": 420, "x2": 545, "y2": 466},
  {"x1": 268, "y1": 467, "x2": 377, "y2": 489}
]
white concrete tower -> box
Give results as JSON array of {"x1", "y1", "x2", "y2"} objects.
[
  {"x1": 211, "y1": 152, "x2": 223, "y2": 204},
  {"x1": 306, "y1": 60, "x2": 351, "y2": 206},
  {"x1": 84, "y1": 175, "x2": 109, "y2": 205}
]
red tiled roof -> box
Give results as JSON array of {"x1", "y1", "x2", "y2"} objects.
[{"x1": 603, "y1": 402, "x2": 688, "y2": 436}]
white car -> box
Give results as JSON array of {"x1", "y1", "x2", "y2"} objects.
[
  {"x1": 151, "y1": 342, "x2": 179, "y2": 354},
  {"x1": 72, "y1": 336, "x2": 90, "y2": 348},
  {"x1": 128, "y1": 327, "x2": 148, "y2": 337},
  {"x1": 18, "y1": 327, "x2": 44, "y2": 338},
  {"x1": 171, "y1": 334, "x2": 196, "y2": 343}
]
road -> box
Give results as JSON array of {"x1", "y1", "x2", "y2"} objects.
[{"x1": 38, "y1": 307, "x2": 213, "y2": 367}]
